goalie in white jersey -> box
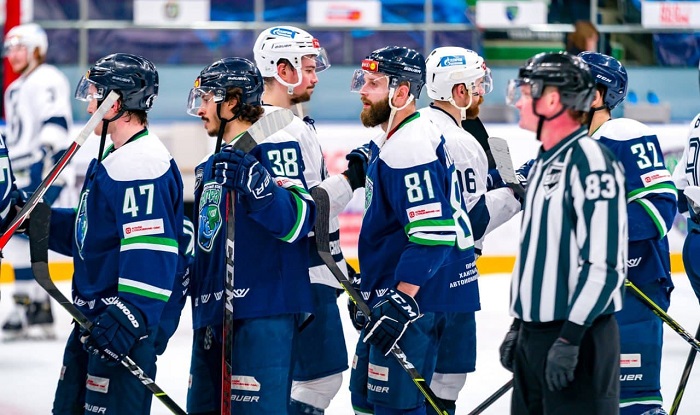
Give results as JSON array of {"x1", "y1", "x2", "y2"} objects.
[{"x1": 1, "y1": 23, "x2": 74, "y2": 339}]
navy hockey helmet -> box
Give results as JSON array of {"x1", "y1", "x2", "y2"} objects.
[
  {"x1": 510, "y1": 52, "x2": 595, "y2": 112},
  {"x1": 578, "y1": 52, "x2": 628, "y2": 110},
  {"x1": 356, "y1": 46, "x2": 426, "y2": 99},
  {"x1": 187, "y1": 57, "x2": 263, "y2": 116},
  {"x1": 75, "y1": 53, "x2": 159, "y2": 112}
]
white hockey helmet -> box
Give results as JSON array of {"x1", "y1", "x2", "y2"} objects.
[
  {"x1": 425, "y1": 46, "x2": 492, "y2": 102},
  {"x1": 3, "y1": 23, "x2": 48, "y2": 58},
  {"x1": 253, "y1": 26, "x2": 330, "y2": 92}
]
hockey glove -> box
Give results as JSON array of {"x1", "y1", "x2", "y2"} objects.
[
  {"x1": 363, "y1": 289, "x2": 421, "y2": 356},
  {"x1": 81, "y1": 300, "x2": 148, "y2": 366},
  {"x1": 499, "y1": 319, "x2": 520, "y2": 372},
  {"x1": 214, "y1": 147, "x2": 276, "y2": 211},
  {"x1": 1, "y1": 189, "x2": 29, "y2": 234},
  {"x1": 486, "y1": 168, "x2": 507, "y2": 191},
  {"x1": 346, "y1": 265, "x2": 367, "y2": 331},
  {"x1": 545, "y1": 338, "x2": 579, "y2": 391},
  {"x1": 515, "y1": 159, "x2": 535, "y2": 190},
  {"x1": 343, "y1": 144, "x2": 370, "y2": 191}
]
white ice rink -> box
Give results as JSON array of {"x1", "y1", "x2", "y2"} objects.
[{"x1": 2, "y1": 272, "x2": 700, "y2": 414}]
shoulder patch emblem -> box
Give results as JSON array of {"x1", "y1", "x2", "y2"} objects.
[{"x1": 198, "y1": 181, "x2": 224, "y2": 252}]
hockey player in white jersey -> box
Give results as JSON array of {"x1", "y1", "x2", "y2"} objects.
[
  {"x1": 580, "y1": 51, "x2": 677, "y2": 415},
  {"x1": 253, "y1": 25, "x2": 364, "y2": 415},
  {"x1": 1, "y1": 23, "x2": 74, "y2": 339},
  {"x1": 416, "y1": 46, "x2": 521, "y2": 415}
]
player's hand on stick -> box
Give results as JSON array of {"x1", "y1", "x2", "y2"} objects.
[
  {"x1": 346, "y1": 265, "x2": 367, "y2": 331},
  {"x1": 363, "y1": 288, "x2": 421, "y2": 356},
  {"x1": 214, "y1": 146, "x2": 276, "y2": 210},
  {"x1": 344, "y1": 143, "x2": 370, "y2": 190},
  {"x1": 81, "y1": 300, "x2": 148, "y2": 366}
]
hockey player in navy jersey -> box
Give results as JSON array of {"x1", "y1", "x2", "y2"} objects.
[
  {"x1": 1, "y1": 23, "x2": 74, "y2": 339},
  {"x1": 186, "y1": 57, "x2": 316, "y2": 414},
  {"x1": 253, "y1": 25, "x2": 361, "y2": 415},
  {"x1": 673, "y1": 62, "x2": 700, "y2": 306},
  {"x1": 580, "y1": 52, "x2": 677, "y2": 415},
  {"x1": 348, "y1": 45, "x2": 476, "y2": 415},
  {"x1": 48, "y1": 53, "x2": 185, "y2": 414},
  {"x1": 418, "y1": 46, "x2": 521, "y2": 415}
]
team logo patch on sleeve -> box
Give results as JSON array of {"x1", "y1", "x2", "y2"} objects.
[
  {"x1": 123, "y1": 219, "x2": 164, "y2": 238},
  {"x1": 75, "y1": 190, "x2": 90, "y2": 260},
  {"x1": 406, "y1": 202, "x2": 442, "y2": 222}
]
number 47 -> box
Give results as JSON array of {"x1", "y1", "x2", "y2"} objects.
[{"x1": 123, "y1": 184, "x2": 154, "y2": 217}]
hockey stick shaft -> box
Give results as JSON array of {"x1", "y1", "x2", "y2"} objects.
[
  {"x1": 218, "y1": 108, "x2": 295, "y2": 414},
  {"x1": 461, "y1": 117, "x2": 496, "y2": 169},
  {"x1": 625, "y1": 280, "x2": 700, "y2": 353},
  {"x1": 467, "y1": 379, "x2": 514, "y2": 415},
  {"x1": 0, "y1": 91, "x2": 119, "y2": 250},
  {"x1": 670, "y1": 322, "x2": 700, "y2": 415},
  {"x1": 28, "y1": 202, "x2": 187, "y2": 415},
  {"x1": 310, "y1": 187, "x2": 450, "y2": 415}
]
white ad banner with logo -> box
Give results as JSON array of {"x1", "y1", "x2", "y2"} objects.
[
  {"x1": 476, "y1": 1, "x2": 547, "y2": 28},
  {"x1": 307, "y1": 0, "x2": 381, "y2": 27},
  {"x1": 642, "y1": 1, "x2": 700, "y2": 28},
  {"x1": 134, "y1": 0, "x2": 210, "y2": 25}
]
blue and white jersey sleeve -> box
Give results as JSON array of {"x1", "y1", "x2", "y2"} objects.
[
  {"x1": 672, "y1": 112, "x2": 700, "y2": 215},
  {"x1": 593, "y1": 118, "x2": 677, "y2": 241},
  {"x1": 100, "y1": 138, "x2": 182, "y2": 326},
  {"x1": 0, "y1": 134, "x2": 18, "y2": 227},
  {"x1": 243, "y1": 129, "x2": 316, "y2": 243}
]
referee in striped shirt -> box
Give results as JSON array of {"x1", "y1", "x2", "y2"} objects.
[{"x1": 499, "y1": 52, "x2": 627, "y2": 415}]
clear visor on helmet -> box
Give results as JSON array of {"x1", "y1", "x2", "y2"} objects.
[
  {"x1": 506, "y1": 78, "x2": 531, "y2": 107},
  {"x1": 186, "y1": 87, "x2": 226, "y2": 116},
  {"x1": 350, "y1": 69, "x2": 389, "y2": 94},
  {"x1": 74, "y1": 76, "x2": 107, "y2": 102},
  {"x1": 2, "y1": 37, "x2": 25, "y2": 57},
  {"x1": 303, "y1": 48, "x2": 331, "y2": 73}
]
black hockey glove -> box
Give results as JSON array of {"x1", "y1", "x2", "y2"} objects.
[
  {"x1": 1, "y1": 189, "x2": 29, "y2": 234},
  {"x1": 214, "y1": 146, "x2": 276, "y2": 211},
  {"x1": 363, "y1": 289, "x2": 421, "y2": 356},
  {"x1": 499, "y1": 319, "x2": 520, "y2": 372},
  {"x1": 545, "y1": 338, "x2": 579, "y2": 391},
  {"x1": 346, "y1": 265, "x2": 367, "y2": 331},
  {"x1": 343, "y1": 143, "x2": 370, "y2": 191},
  {"x1": 81, "y1": 300, "x2": 148, "y2": 366}
]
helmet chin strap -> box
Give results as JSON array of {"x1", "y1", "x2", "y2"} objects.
[
  {"x1": 377, "y1": 87, "x2": 415, "y2": 149},
  {"x1": 213, "y1": 102, "x2": 242, "y2": 156},
  {"x1": 586, "y1": 105, "x2": 607, "y2": 131},
  {"x1": 449, "y1": 93, "x2": 474, "y2": 121},
  {"x1": 274, "y1": 68, "x2": 303, "y2": 95},
  {"x1": 533, "y1": 100, "x2": 568, "y2": 142},
  {"x1": 95, "y1": 100, "x2": 125, "y2": 165}
]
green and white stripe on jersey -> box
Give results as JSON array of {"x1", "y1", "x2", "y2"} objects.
[{"x1": 510, "y1": 129, "x2": 627, "y2": 327}]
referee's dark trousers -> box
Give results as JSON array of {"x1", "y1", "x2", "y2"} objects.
[{"x1": 511, "y1": 314, "x2": 620, "y2": 415}]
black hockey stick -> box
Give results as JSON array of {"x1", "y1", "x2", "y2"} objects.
[
  {"x1": 0, "y1": 91, "x2": 119, "y2": 250},
  {"x1": 462, "y1": 117, "x2": 495, "y2": 169},
  {"x1": 219, "y1": 108, "x2": 295, "y2": 414},
  {"x1": 310, "y1": 186, "x2": 450, "y2": 415},
  {"x1": 467, "y1": 378, "x2": 513, "y2": 415},
  {"x1": 487, "y1": 137, "x2": 525, "y2": 199},
  {"x1": 625, "y1": 280, "x2": 700, "y2": 353},
  {"x1": 670, "y1": 322, "x2": 700, "y2": 415},
  {"x1": 28, "y1": 202, "x2": 187, "y2": 415}
]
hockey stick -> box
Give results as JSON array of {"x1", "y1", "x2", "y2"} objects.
[
  {"x1": 625, "y1": 280, "x2": 700, "y2": 353},
  {"x1": 310, "y1": 186, "x2": 450, "y2": 415},
  {"x1": 28, "y1": 202, "x2": 187, "y2": 415},
  {"x1": 467, "y1": 378, "x2": 513, "y2": 415},
  {"x1": 219, "y1": 108, "x2": 295, "y2": 414},
  {"x1": 462, "y1": 117, "x2": 496, "y2": 169},
  {"x1": 0, "y1": 91, "x2": 119, "y2": 250},
  {"x1": 670, "y1": 322, "x2": 700, "y2": 415},
  {"x1": 487, "y1": 137, "x2": 525, "y2": 199}
]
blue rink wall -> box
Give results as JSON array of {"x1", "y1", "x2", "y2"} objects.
[{"x1": 0, "y1": 120, "x2": 695, "y2": 283}]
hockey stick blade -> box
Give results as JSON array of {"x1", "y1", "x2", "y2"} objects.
[
  {"x1": 219, "y1": 107, "x2": 295, "y2": 414},
  {"x1": 487, "y1": 137, "x2": 525, "y2": 199},
  {"x1": 467, "y1": 379, "x2": 513, "y2": 415},
  {"x1": 0, "y1": 90, "x2": 119, "y2": 250},
  {"x1": 28, "y1": 203, "x2": 187, "y2": 415},
  {"x1": 625, "y1": 280, "x2": 700, "y2": 353},
  {"x1": 310, "y1": 186, "x2": 450, "y2": 415}
]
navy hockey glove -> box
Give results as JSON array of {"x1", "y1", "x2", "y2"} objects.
[
  {"x1": 343, "y1": 144, "x2": 370, "y2": 191},
  {"x1": 486, "y1": 168, "x2": 507, "y2": 191},
  {"x1": 1, "y1": 189, "x2": 29, "y2": 234},
  {"x1": 346, "y1": 265, "x2": 367, "y2": 331},
  {"x1": 363, "y1": 289, "x2": 421, "y2": 356},
  {"x1": 499, "y1": 320, "x2": 520, "y2": 372},
  {"x1": 81, "y1": 300, "x2": 148, "y2": 366},
  {"x1": 545, "y1": 338, "x2": 579, "y2": 391},
  {"x1": 515, "y1": 159, "x2": 535, "y2": 189},
  {"x1": 214, "y1": 147, "x2": 276, "y2": 211}
]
